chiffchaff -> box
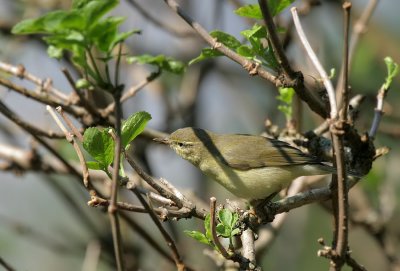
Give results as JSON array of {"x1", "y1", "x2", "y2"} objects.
[{"x1": 155, "y1": 127, "x2": 337, "y2": 200}]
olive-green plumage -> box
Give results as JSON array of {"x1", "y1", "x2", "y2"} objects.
[{"x1": 157, "y1": 127, "x2": 335, "y2": 200}]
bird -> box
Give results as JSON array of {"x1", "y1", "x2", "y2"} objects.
[{"x1": 155, "y1": 127, "x2": 337, "y2": 201}]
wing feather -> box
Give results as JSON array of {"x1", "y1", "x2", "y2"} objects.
[{"x1": 212, "y1": 134, "x2": 320, "y2": 170}]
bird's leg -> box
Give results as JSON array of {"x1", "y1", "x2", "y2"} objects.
[{"x1": 249, "y1": 193, "x2": 278, "y2": 225}]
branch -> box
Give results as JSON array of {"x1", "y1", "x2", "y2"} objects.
[
  {"x1": 0, "y1": 76, "x2": 86, "y2": 118},
  {"x1": 108, "y1": 91, "x2": 125, "y2": 271},
  {"x1": 119, "y1": 212, "x2": 175, "y2": 264},
  {"x1": 0, "y1": 100, "x2": 65, "y2": 139},
  {"x1": 0, "y1": 256, "x2": 15, "y2": 271},
  {"x1": 291, "y1": 7, "x2": 337, "y2": 119},
  {"x1": 61, "y1": 68, "x2": 101, "y2": 119},
  {"x1": 162, "y1": 0, "x2": 277, "y2": 82},
  {"x1": 125, "y1": 153, "x2": 206, "y2": 219},
  {"x1": 163, "y1": 0, "x2": 328, "y2": 118},
  {"x1": 336, "y1": 0, "x2": 378, "y2": 109},
  {"x1": 258, "y1": 0, "x2": 296, "y2": 79},
  {"x1": 127, "y1": 181, "x2": 187, "y2": 271},
  {"x1": 126, "y1": 0, "x2": 197, "y2": 38},
  {"x1": 0, "y1": 61, "x2": 69, "y2": 101}
]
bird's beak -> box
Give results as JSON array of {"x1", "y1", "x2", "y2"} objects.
[{"x1": 153, "y1": 137, "x2": 170, "y2": 144}]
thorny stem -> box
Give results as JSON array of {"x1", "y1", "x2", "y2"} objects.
[{"x1": 109, "y1": 91, "x2": 125, "y2": 271}]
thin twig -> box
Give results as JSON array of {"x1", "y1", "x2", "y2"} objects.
[
  {"x1": 163, "y1": 0, "x2": 277, "y2": 82},
  {"x1": 0, "y1": 101, "x2": 84, "y2": 182},
  {"x1": 120, "y1": 70, "x2": 161, "y2": 103},
  {"x1": 336, "y1": 0, "x2": 379, "y2": 109},
  {"x1": 339, "y1": 3, "x2": 351, "y2": 122},
  {"x1": 61, "y1": 68, "x2": 100, "y2": 118},
  {"x1": 163, "y1": 0, "x2": 328, "y2": 118},
  {"x1": 114, "y1": 43, "x2": 123, "y2": 87},
  {"x1": 258, "y1": 0, "x2": 296, "y2": 79},
  {"x1": 126, "y1": 0, "x2": 196, "y2": 38},
  {"x1": 0, "y1": 256, "x2": 16, "y2": 271},
  {"x1": 0, "y1": 100, "x2": 65, "y2": 139},
  {"x1": 125, "y1": 154, "x2": 182, "y2": 207},
  {"x1": 0, "y1": 76, "x2": 86, "y2": 117},
  {"x1": 101, "y1": 70, "x2": 161, "y2": 116},
  {"x1": 56, "y1": 106, "x2": 84, "y2": 142},
  {"x1": 0, "y1": 61, "x2": 69, "y2": 101},
  {"x1": 108, "y1": 91, "x2": 125, "y2": 271},
  {"x1": 119, "y1": 212, "x2": 175, "y2": 264},
  {"x1": 127, "y1": 181, "x2": 186, "y2": 271},
  {"x1": 332, "y1": 5, "x2": 351, "y2": 265},
  {"x1": 47, "y1": 106, "x2": 94, "y2": 193},
  {"x1": 369, "y1": 82, "x2": 390, "y2": 138},
  {"x1": 81, "y1": 240, "x2": 101, "y2": 271},
  {"x1": 291, "y1": 7, "x2": 337, "y2": 119}
]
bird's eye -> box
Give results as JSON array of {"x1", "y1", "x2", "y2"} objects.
[{"x1": 177, "y1": 142, "x2": 184, "y2": 147}]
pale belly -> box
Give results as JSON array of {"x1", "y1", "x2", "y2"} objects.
[{"x1": 199, "y1": 161, "x2": 328, "y2": 200}]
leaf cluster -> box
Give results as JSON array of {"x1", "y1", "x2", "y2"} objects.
[
  {"x1": 83, "y1": 111, "x2": 151, "y2": 171},
  {"x1": 276, "y1": 87, "x2": 295, "y2": 122},
  {"x1": 12, "y1": 0, "x2": 185, "y2": 91},
  {"x1": 189, "y1": 1, "x2": 295, "y2": 70},
  {"x1": 185, "y1": 208, "x2": 240, "y2": 252}
]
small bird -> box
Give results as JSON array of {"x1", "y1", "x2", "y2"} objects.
[{"x1": 155, "y1": 127, "x2": 336, "y2": 201}]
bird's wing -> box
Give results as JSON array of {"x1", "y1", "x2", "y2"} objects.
[{"x1": 214, "y1": 134, "x2": 320, "y2": 170}]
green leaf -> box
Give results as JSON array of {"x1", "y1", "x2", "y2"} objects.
[
  {"x1": 216, "y1": 223, "x2": 231, "y2": 238},
  {"x1": 86, "y1": 161, "x2": 104, "y2": 170},
  {"x1": 189, "y1": 48, "x2": 223, "y2": 65},
  {"x1": 204, "y1": 214, "x2": 212, "y2": 241},
  {"x1": 80, "y1": 0, "x2": 119, "y2": 28},
  {"x1": 240, "y1": 24, "x2": 267, "y2": 56},
  {"x1": 236, "y1": 45, "x2": 255, "y2": 59},
  {"x1": 269, "y1": 0, "x2": 295, "y2": 16},
  {"x1": 383, "y1": 56, "x2": 399, "y2": 90},
  {"x1": 234, "y1": 1, "x2": 294, "y2": 19},
  {"x1": 210, "y1": 30, "x2": 241, "y2": 50},
  {"x1": 75, "y1": 78, "x2": 90, "y2": 89},
  {"x1": 218, "y1": 209, "x2": 233, "y2": 227},
  {"x1": 72, "y1": 0, "x2": 93, "y2": 9},
  {"x1": 83, "y1": 127, "x2": 114, "y2": 167},
  {"x1": 184, "y1": 230, "x2": 211, "y2": 245},
  {"x1": 127, "y1": 54, "x2": 185, "y2": 74},
  {"x1": 231, "y1": 228, "x2": 240, "y2": 236},
  {"x1": 121, "y1": 111, "x2": 152, "y2": 149},
  {"x1": 277, "y1": 87, "x2": 295, "y2": 104},
  {"x1": 231, "y1": 212, "x2": 239, "y2": 227},
  {"x1": 277, "y1": 87, "x2": 295, "y2": 121},
  {"x1": 47, "y1": 45, "x2": 63, "y2": 59},
  {"x1": 234, "y1": 4, "x2": 263, "y2": 19}
]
